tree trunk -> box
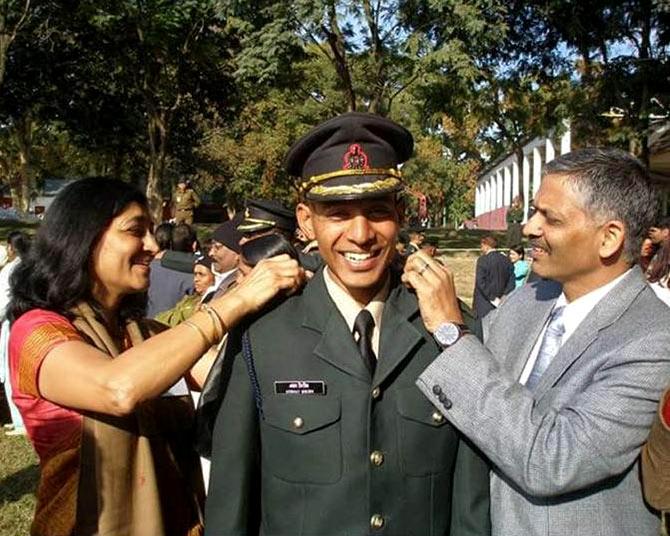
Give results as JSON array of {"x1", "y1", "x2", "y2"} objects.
[
  {"x1": 145, "y1": 111, "x2": 169, "y2": 223},
  {"x1": 363, "y1": 0, "x2": 386, "y2": 115},
  {"x1": 636, "y1": 0, "x2": 653, "y2": 166},
  {"x1": 324, "y1": 2, "x2": 356, "y2": 111},
  {"x1": 13, "y1": 115, "x2": 34, "y2": 212}
]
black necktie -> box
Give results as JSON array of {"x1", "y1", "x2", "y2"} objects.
[{"x1": 353, "y1": 309, "x2": 376, "y2": 376}]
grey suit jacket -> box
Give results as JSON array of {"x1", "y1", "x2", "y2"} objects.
[{"x1": 417, "y1": 268, "x2": 670, "y2": 536}]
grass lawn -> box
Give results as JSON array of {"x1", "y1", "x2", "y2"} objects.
[{"x1": 0, "y1": 433, "x2": 37, "y2": 536}]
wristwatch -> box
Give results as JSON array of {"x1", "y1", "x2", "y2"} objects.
[{"x1": 433, "y1": 322, "x2": 470, "y2": 348}]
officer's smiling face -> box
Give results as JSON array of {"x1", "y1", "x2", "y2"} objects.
[{"x1": 297, "y1": 194, "x2": 402, "y2": 305}]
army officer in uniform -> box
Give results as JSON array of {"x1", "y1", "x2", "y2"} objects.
[
  {"x1": 204, "y1": 112, "x2": 490, "y2": 536},
  {"x1": 173, "y1": 179, "x2": 200, "y2": 225}
]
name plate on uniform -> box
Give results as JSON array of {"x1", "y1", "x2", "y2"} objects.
[{"x1": 274, "y1": 380, "x2": 326, "y2": 395}]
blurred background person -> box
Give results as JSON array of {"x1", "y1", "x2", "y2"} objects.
[
  {"x1": 172, "y1": 178, "x2": 200, "y2": 225},
  {"x1": 647, "y1": 238, "x2": 670, "y2": 306},
  {"x1": 647, "y1": 217, "x2": 670, "y2": 274},
  {"x1": 237, "y1": 198, "x2": 296, "y2": 245},
  {"x1": 237, "y1": 198, "x2": 322, "y2": 274},
  {"x1": 508, "y1": 244, "x2": 530, "y2": 289},
  {"x1": 406, "y1": 227, "x2": 424, "y2": 254},
  {"x1": 0, "y1": 230, "x2": 30, "y2": 436},
  {"x1": 7, "y1": 177, "x2": 304, "y2": 536},
  {"x1": 640, "y1": 237, "x2": 658, "y2": 273},
  {"x1": 420, "y1": 236, "x2": 439, "y2": 258},
  {"x1": 204, "y1": 215, "x2": 243, "y2": 301},
  {"x1": 156, "y1": 254, "x2": 216, "y2": 327},
  {"x1": 472, "y1": 235, "x2": 514, "y2": 341},
  {"x1": 505, "y1": 196, "x2": 524, "y2": 247},
  {"x1": 147, "y1": 223, "x2": 195, "y2": 317}
]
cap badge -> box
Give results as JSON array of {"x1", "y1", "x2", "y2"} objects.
[{"x1": 343, "y1": 143, "x2": 369, "y2": 170}]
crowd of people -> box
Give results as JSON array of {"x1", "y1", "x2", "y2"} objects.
[{"x1": 0, "y1": 111, "x2": 669, "y2": 536}]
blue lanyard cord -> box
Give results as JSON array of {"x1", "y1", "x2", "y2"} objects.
[{"x1": 242, "y1": 330, "x2": 264, "y2": 419}]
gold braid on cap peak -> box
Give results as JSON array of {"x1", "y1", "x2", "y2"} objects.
[
  {"x1": 237, "y1": 217, "x2": 277, "y2": 231},
  {"x1": 309, "y1": 177, "x2": 403, "y2": 198},
  {"x1": 299, "y1": 167, "x2": 403, "y2": 194}
]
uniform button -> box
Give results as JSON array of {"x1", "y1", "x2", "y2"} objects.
[
  {"x1": 438, "y1": 393, "x2": 448, "y2": 403},
  {"x1": 292, "y1": 417, "x2": 304, "y2": 429},
  {"x1": 432, "y1": 384, "x2": 442, "y2": 395},
  {"x1": 370, "y1": 450, "x2": 384, "y2": 467},
  {"x1": 370, "y1": 514, "x2": 385, "y2": 530},
  {"x1": 371, "y1": 387, "x2": 381, "y2": 399},
  {"x1": 432, "y1": 411, "x2": 445, "y2": 424},
  {"x1": 442, "y1": 398, "x2": 453, "y2": 410}
]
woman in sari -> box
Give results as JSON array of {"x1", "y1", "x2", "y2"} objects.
[{"x1": 8, "y1": 177, "x2": 304, "y2": 536}]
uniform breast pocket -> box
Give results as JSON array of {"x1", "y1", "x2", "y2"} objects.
[
  {"x1": 261, "y1": 396, "x2": 342, "y2": 484},
  {"x1": 396, "y1": 387, "x2": 458, "y2": 477}
]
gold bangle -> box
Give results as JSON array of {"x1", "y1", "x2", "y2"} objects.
[
  {"x1": 202, "y1": 306, "x2": 223, "y2": 340},
  {"x1": 183, "y1": 319, "x2": 214, "y2": 347},
  {"x1": 202, "y1": 303, "x2": 228, "y2": 337}
]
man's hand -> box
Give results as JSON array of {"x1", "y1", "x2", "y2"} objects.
[{"x1": 401, "y1": 251, "x2": 464, "y2": 333}]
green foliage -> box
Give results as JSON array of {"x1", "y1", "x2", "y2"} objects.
[{"x1": 0, "y1": 0, "x2": 666, "y2": 225}]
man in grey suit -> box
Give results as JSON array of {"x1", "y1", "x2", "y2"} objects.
[{"x1": 403, "y1": 148, "x2": 670, "y2": 536}]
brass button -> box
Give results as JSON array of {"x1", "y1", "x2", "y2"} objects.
[
  {"x1": 370, "y1": 450, "x2": 384, "y2": 467},
  {"x1": 292, "y1": 417, "x2": 304, "y2": 429},
  {"x1": 432, "y1": 411, "x2": 445, "y2": 424},
  {"x1": 370, "y1": 514, "x2": 384, "y2": 530},
  {"x1": 371, "y1": 387, "x2": 381, "y2": 399}
]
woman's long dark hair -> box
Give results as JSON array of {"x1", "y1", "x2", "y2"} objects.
[
  {"x1": 648, "y1": 239, "x2": 670, "y2": 286},
  {"x1": 9, "y1": 177, "x2": 150, "y2": 323}
]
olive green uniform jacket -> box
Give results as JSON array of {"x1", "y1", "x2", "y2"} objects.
[
  {"x1": 173, "y1": 189, "x2": 200, "y2": 224},
  {"x1": 204, "y1": 269, "x2": 490, "y2": 536},
  {"x1": 642, "y1": 388, "x2": 670, "y2": 520}
]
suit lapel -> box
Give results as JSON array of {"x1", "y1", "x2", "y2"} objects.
[
  {"x1": 510, "y1": 303, "x2": 555, "y2": 381},
  {"x1": 301, "y1": 270, "x2": 370, "y2": 383},
  {"x1": 533, "y1": 268, "x2": 648, "y2": 398},
  {"x1": 374, "y1": 281, "x2": 424, "y2": 386},
  {"x1": 498, "y1": 281, "x2": 560, "y2": 380}
]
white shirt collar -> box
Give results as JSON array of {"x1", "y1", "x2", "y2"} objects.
[
  {"x1": 519, "y1": 268, "x2": 632, "y2": 385},
  {"x1": 555, "y1": 269, "x2": 631, "y2": 341},
  {"x1": 323, "y1": 266, "x2": 389, "y2": 356}
]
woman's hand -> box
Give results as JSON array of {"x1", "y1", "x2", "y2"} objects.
[{"x1": 215, "y1": 254, "x2": 306, "y2": 327}]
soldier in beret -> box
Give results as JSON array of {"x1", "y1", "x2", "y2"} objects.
[
  {"x1": 172, "y1": 179, "x2": 200, "y2": 225},
  {"x1": 203, "y1": 112, "x2": 490, "y2": 536}
]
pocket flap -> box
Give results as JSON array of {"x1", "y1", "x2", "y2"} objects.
[
  {"x1": 396, "y1": 387, "x2": 446, "y2": 427},
  {"x1": 263, "y1": 396, "x2": 341, "y2": 435}
]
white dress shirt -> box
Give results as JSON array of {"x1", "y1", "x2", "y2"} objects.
[
  {"x1": 323, "y1": 267, "x2": 389, "y2": 357},
  {"x1": 519, "y1": 269, "x2": 631, "y2": 385}
]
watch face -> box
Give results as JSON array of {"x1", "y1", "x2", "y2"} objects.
[{"x1": 435, "y1": 322, "x2": 460, "y2": 347}]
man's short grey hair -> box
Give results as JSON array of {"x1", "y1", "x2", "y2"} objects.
[{"x1": 543, "y1": 147, "x2": 659, "y2": 264}]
